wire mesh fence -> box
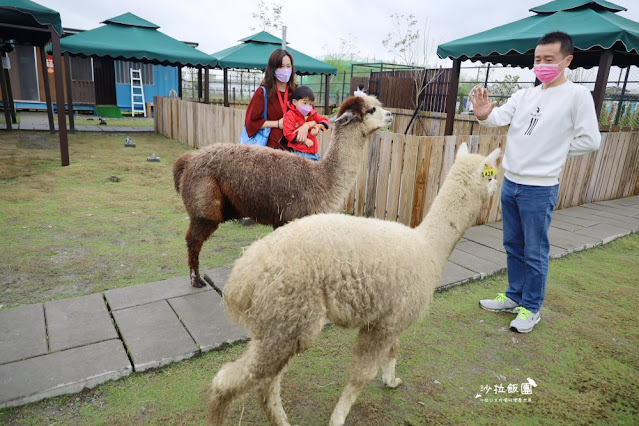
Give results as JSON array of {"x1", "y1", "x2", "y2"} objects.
[{"x1": 181, "y1": 63, "x2": 639, "y2": 128}]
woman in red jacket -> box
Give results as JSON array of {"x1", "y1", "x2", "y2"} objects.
[{"x1": 244, "y1": 49, "x2": 297, "y2": 150}]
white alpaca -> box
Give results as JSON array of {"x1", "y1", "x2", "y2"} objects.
[{"x1": 208, "y1": 143, "x2": 501, "y2": 425}]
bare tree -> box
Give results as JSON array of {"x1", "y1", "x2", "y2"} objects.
[
  {"x1": 381, "y1": 13, "x2": 436, "y2": 107},
  {"x1": 249, "y1": 0, "x2": 283, "y2": 33}
]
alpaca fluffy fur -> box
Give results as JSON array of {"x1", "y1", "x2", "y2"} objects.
[
  {"x1": 208, "y1": 143, "x2": 501, "y2": 425},
  {"x1": 173, "y1": 95, "x2": 393, "y2": 287}
]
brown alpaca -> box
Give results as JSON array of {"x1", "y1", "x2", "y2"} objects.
[
  {"x1": 173, "y1": 96, "x2": 393, "y2": 287},
  {"x1": 207, "y1": 143, "x2": 501, "y2": 425}
]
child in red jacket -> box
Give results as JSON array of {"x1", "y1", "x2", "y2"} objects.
[{"x1": 282, "y1": 85, "x2": 329, "y2": 161}]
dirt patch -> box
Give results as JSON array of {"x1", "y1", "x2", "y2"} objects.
[{"x1": 16, "y1": 134, "x2": 58, "y2": 150}]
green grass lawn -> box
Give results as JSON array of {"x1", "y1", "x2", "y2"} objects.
[
  {"x1": 0, "y1": 131, "x2": 637, "y2": 424},
  {"x1": 1, "y1": 234, "x2": 637, "y2": 425},
  {"x1": 0, "y1": 131, "x2": 271, "y2": 308}
]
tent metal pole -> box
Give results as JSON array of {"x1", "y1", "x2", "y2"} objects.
[
  {"x1": 0, "y1": 56, "x2": 12, "y2": 130},
  {"x1": 592, "y1": 50, "x2": 613, "y2": 120},
  {"x1": 223, "y1": 68, "x2": 228, "y2": 107},
  {"x1": 204, "y1": 67, "x2": 210, "y2": 104},
  {"x1": 444, "y1": 59, "x2": 461, "y2": 136},
  {"x1": 38, "y1": 46, "x2": 55, "y2": 133},
  {"x1": 63, "y1": 53, "x2": 75, "y2": 132},
  {"x1": 50, "y1": 25, "x2": 70, "y2": 166}
]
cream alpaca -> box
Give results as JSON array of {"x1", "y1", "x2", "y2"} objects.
[
  {"x1": 173, "y1": 95, "x2": 392, "y2": 288},
  {"x1": 208, "y1": 143, "x2": 501, "y2": 425}
]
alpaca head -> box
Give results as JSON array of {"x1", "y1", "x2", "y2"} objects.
[
  {"x1": 331, "y1": 95, "x2": 393, "y2": 136},
  {"x1": 452, "y1": 143, "x2": 501, "y2": 202}
]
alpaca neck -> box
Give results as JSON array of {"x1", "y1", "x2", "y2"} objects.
[
  {"x1": 416, "y1": 178, "x2": 483, "y2": 261},
  {"x1": 319, "y1": 124, "x2": 368, "y2": 199}
]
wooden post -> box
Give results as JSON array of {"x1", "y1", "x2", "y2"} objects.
[
  {"x1": 63, "y1": 52, "x2": 75, "y2": 132},
  {"x1": 0, "y1": 55, "x2": 12, "y2": 130},
  {"x1": 444, "y1": 59, "x2": 461, "y2": 136},
  {"x1": 223, "y1": 68, "x2": 229, "y2": 107},
  {"x1": 204, "y1": 67, "x2": 210, "y2": 104},
  {"x1": 178, "y1": 66, "x2": 183, "y2": 98},
  {"x1": 324, "y1": 74, "x2": 330, "y2": 115},
  {"x1": 38, "y1": 46, "x2": 55, "y2": 133},
  {"x1": 50, "y1": 25, "x2": 69, "y2": 166},
  {"x1": 197, "y1": 67, "x2": 202, "y2": 99},
  {"x1": 592, "y1": 50, "x2": 613, "y2": 119}
]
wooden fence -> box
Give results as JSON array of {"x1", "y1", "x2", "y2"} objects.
[{"x1": 155, "y1": 97, "x2": 639, "y2": 226}]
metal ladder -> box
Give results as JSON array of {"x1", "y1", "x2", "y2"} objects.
[{"x1": 130, "y1": 68, "x2": 146, "y2": 117}]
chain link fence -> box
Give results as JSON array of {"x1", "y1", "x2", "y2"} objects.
[{"x1": 181, "y1": 64, "x2": 639, "y2": 128}]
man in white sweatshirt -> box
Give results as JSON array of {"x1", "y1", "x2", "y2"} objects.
[{"x1": 471, "y1": 32, "x2": 601, "y2": 333}]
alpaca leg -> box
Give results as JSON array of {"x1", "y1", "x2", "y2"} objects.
[
  {"x1": 207, "y1": 347, "x2": 256, "y2": 425},
  {"x1": 329, "y1": 328, "x2": 396, "y2": 426},
  {"x1": 381, "y1": 337, "x2": 403, "y2": 388},
  {"x1": 185, "y1": 217, "x2": 218, "y2": 287},
  {"x1": 257, "y1": 367, "x2": 290, "y2": 426}
]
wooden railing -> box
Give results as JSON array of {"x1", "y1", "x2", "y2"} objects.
[
  {"x1": 71, "y1": 80, "x2": 95, "y2": 105},
  {"x1": 155, "y1": 97, "x2": 639, "y2": 226}
]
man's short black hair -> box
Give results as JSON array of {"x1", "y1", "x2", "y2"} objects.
[
  {"x1": 537, "y1": 31, "x2": 574, "y2": 56},
  {"x1": 292, "y1": 85, "x2": 315, "y2": 101}
]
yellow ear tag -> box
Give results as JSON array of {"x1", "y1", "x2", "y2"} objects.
[{"x1": 482, "y1": 163, "x2": 498, "y2": 177}]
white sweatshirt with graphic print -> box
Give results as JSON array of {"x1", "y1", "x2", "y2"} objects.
[{"x1": 478, "y1": 80, "x2": 601, "y2": 186}]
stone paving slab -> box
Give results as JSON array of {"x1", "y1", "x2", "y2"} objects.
[
  {"x1": 548, "y1": 226, "x2": 601, "y2": 251},
  {"x1": 574, "y1": 223, "x2": 632, "y2": 244},
  {"x1": 549, "y1": 218, "x2": 585, "y2": 232},
  {"x1": 111, "y1": 300, "x2": 198, "y2": 372},
  {"x1": 551, "y1": 211, "x2": 600, "y2": 227},
  {"x1": 0, "y1": 339, "x2": 131, "y2": 409},
  {"x1": 104, "y1": 276, "x2": 211, "y2": 311},
  {"x1": 455, "y1": 240, "x2": 508, "y2": 268},
  {"x1": 168, "y1": 291, "x2": 248, "y2": 352},
  {"x1": 573, "y1": 206, "x2": 639, "y2": 229},
  {"x1": 45, "y1": 294, "x2": 118, "y2": 353},
  {"x1": 0, "y1": 304, "x2": 47, "y2": 366},
  {"x1": 555, "y1": 208, "x2": 639, "y2": 232},
  {"x1": 449, "y1": 248, "x2": 503, "y2": 277},
  {"x1": 585, "y1": 202, "x2": 639, "y2": 216},
  {"x1": 204, "y1": 267, "x2": 233, "y2": 294},
  {"x1": 438, "y1": 262, "x2": 478, "y2": 289},
  {"x1": 594, "y1": 199, "x2": 639, "y2": 214},
  {"x1": 462, "y1": 226, "x2": 506, "y2": 253}
]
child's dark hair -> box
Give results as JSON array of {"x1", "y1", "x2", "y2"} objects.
[
  {"x1": 358, "y1": 84, "x2": 365, "y2": 90},
  {"x1": 537, "y1": 31, "x2": 574, "y2": 56},
  {"x1": 292, "y1": 85, "x2": 315, "y2": 101}
]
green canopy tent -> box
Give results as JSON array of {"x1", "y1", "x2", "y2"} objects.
[
  {"x1": 210, "y1": 31, "x2": 337, "y2": 112},
  {"x1": 0, "y1": 0, "x2": 69, "y2": 165},
  {"x1": 58, "y1": 12, "x2": 218, "y2": 127},
  {"x1": 436, "y1": 0, "x2": 639, "y2": 135}
]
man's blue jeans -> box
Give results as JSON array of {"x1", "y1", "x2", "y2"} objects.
[{"x1": 501, "y1": 177, "x2": 559, "y2": 313}]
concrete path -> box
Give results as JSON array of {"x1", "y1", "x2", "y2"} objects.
[
  {"x1": 1, "y1": 111, "x2": 154, "y2": 132},
  {"x1": 1, "y1": 196, "x2": 638, "y2": 409}
]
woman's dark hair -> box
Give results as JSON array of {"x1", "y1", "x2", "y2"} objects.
[
  {"x1": 537, "y1": 31, "x2": 574, "y2": 56},
  {"x1": 292, "y1": 85, "x2": 315, "y2": 101},
  {"x1": 261, "y1": 49, "x2": 297, "y2": 98}
]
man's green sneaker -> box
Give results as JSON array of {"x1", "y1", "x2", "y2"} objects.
[
  {"x1": 509, "y1": 307, "x2": 541, "y2": 333},
  {"x1": 479, "y1": 293, "x2": 519, "y2": 313}
]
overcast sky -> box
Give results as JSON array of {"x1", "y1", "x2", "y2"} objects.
[{"x1": 41, "y1": 0, "x2": 639, "y2": 66}]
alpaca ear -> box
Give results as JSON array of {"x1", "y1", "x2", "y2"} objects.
[
  {"x1": 456, "y1": 143, "x2": 469, "y2": 159},
  {"x1": 331, "y1": 111, "x2": 355, "y2": 125},
  {"x1": 484, "y1": 148, "x2": 501, "y2": 168}
]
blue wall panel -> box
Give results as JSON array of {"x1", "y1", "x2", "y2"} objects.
[{"x1": 115, "y1": 65, "x2": 178, "y2": 111}]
